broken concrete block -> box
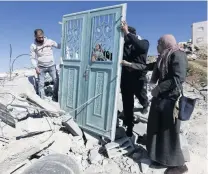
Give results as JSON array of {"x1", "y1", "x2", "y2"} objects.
[
  {"x1": 83, "y1": 131, "x2": 100, "y2": 143},
  {"x1": 81, "y1": 160, "x2": 89, "y2": 170},
  {"x1": 102, "y1": 158, "x2": 109, "y2": 166},
  {"x1": 105, "y1": 137, "x2": 135, "y2": 158},
  {"x1": 22, "y1": 91, "x2": 61, "y2": 115},
  {"x1": 84, "y1": 131, "x2": 100, "y2": 149},
  {"x1": 88, "y1": 149, "x2": 103, "y2": 164},
  {"x1": 0, "y1": 103, "x2": 16, "y2": 128},
  {"x1": 125, "y1": 158, "x2": 135, "y2": 168},
  {"x1": 24, "y1": 117, "x2": 52, "y2": 133},
  {"x1": 0, "y1": 135, "x2": 54, "y2": 173},
  {"x1": 62, "y1": 114, "x2": 82, "y2": 136},
  {"x1": 84, "y1": 164, "x2": 104, "y2": 174},
  {"x1": 47, "y1": 131, "x2": 72, "y2": 154},
  {"x1": 16, "y1": 130, "x2": 52, "y2": 140},
  {"x1": 85, "y1": 140, "x2": 96, "y2": 150},
  {"x1": 104, "y1": 161, "x2": 121, "y2": 174},
  {"x1": 70, "y1": 140, "x2": 86, "y2": 155},
  {"x1": 139, "y1": 158, "x2": 151, "y2": 174},
  {"x1": 130, "y1": 164, "x2": 140, "y2": 174}
]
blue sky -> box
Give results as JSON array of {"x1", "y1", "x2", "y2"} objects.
[{"x1": 0, "y1": 1, "x2": 207, "y2": 72}]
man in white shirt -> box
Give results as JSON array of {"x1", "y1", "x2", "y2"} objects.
[{"x1": 30, "y1": 29, "x2": 61, "y2": 101}]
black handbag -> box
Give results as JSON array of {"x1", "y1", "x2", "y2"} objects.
[{"x1": 174, "y1": 77, "x2": 197, "y2": 121}]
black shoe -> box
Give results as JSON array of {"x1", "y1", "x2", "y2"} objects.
[
  {"x1": 164, "y1": 165, "x2": 188, "y2": 174},
  {"x1": 126, "y1": 127, "x2": 133, "y2": 137},
  {"x1": 52, "y1": 96, "x2": 58, "y2": 102},
  {"x1": 141, "y1": 107, "x2": 148, "y2": 114},
  {"x1": 137, "y1": 134, "x2": 147, "y2": 145}
]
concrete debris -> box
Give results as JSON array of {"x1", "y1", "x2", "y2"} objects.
[
  {"x1": 104, "y1": 161, "x2": 121, "y2": 174},
  {"x1": 0, "y1": 136, "x2": 55, "y2": 174},
  {"x1": 88, "y1": 148, "x2": 103, "y2": 164},
  {"x1": 7, "y1": 159, "x2": 31, "y2": 174},
  {"x1": 21, "y1": 154, "x2": 81, "y2": 174},
  {"x1": 44, "y1": 131, "x2": 72, "y2": 155},
  {"x1": 102, "y1": 158, "x2": 109, "y2": 166},
  {"x1": 105, "y1": 137, "x2": 135, "y2": 158},
  {"x1": 139, "y1": 158, "x2": 151, "y2": 174},
  {"x1": 81, "y1": 159, "x2": 89, "y2": 170},
  {"x1": 21, "y1": 117, "x2": 53, "y2": 133},
  {"x1": 121, "y1": 172, "x2": 133, "y2": 174},
  {"x1": 0, "y1": 103, "x2": 16, "y2": 128},
  {"x1": 130, "y1": 164, "x2": 140, "y2": 174},
  {"x1": 126, "y1": 158, "x2": 135, "y2": 166},
  {"x1": 85, "y1": 140, "x2": 96, "y2": 150},
  {"x1": 62, "y1": 114, "x2": 83, "y2": 136},
  {"x1": 70, "y1": 138, "x2": 86, "y2": 155},
  {"x1": 16, "y1": 130, "x2": 52, "y2": 140},
  {"x1": 22, "y1": 91, "x2": 62, "y2": 116},
  {"x1": 84, "y1": 164, "x2": 104, "y2": 174},
  {"x1": 0, "y1": 66, "x2": 207, "y2": 174},
  {"x1": 83, "y1": 131, "x2": 100, "y2": 144}
]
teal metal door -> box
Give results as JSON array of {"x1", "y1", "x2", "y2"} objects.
[{"x1": 59, "y1": 4, "x2": 127, "y2": 141}]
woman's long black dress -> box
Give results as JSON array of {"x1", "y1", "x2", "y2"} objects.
[{"x1": 146, "y1": 50, "x2": 188, "y2": 167}]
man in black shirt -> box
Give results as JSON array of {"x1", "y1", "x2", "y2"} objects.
[{"x1": 120, "y1": 21, "x2": 149, "y2": 137}]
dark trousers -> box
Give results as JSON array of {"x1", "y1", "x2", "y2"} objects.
[{"x1": 121, "y1": 77, "x2": 149, "y2": 128}]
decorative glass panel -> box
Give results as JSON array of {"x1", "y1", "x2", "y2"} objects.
[
  {"x1": 65, "y1": 18, "x2": 83, "y2": 60},
  {"x1": 90, "y1": 14, "x2": 115, "y2": 62}
]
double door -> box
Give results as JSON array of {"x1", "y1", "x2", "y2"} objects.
[{"x1": 59, "y1": 4, "x2": 127, "y2": 141}]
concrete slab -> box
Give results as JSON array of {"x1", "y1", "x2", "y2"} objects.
[{"x1": 62, "y1": 114, "x2": 82, "y2": 136}]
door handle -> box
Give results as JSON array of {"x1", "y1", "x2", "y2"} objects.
[{"x1": 83, "y1": 66, "x2": 90, "y2": 81}]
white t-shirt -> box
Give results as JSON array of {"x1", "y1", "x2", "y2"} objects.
[{"x1": 30, "y1": 38, "x2": 61, "y2": 68}]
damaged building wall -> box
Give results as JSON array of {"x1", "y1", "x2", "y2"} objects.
[{"x1": 192, "y1": 21, "x2": 207, "y2": 48}]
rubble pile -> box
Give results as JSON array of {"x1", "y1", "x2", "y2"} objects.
[{"x1": 0, "y1": 68, "x2": 207, "y2": 174}]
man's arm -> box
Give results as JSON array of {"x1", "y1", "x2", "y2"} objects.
[
  {"x1": 124, "y1": 61, "x2": 156, "y2": 71},
  {"x1": 49, "y1": 39, "x2": 61, "y2": 49},
  {"x1": 126, "y1": 33, "x2": 149, "y2": 53},
  {"x1": 30, "y1": 45, "x2": 38, "y2": 68},
  {"x1": 130, "y1": 61, "x2": 156, "y2": 71}
]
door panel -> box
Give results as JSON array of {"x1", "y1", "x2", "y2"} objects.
[
  {"x1": 59, "y1": 13, "x2": 88, "y2": 124},
  {"x1": 60, "y1": 4, "x2": 127, "y2": 140},
  {"x1": 82, "y1": 5, "x2": 126, "y2": 140},
  {"x1": 85, "y1": 68, "x2": 111, "y2": 130}
]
